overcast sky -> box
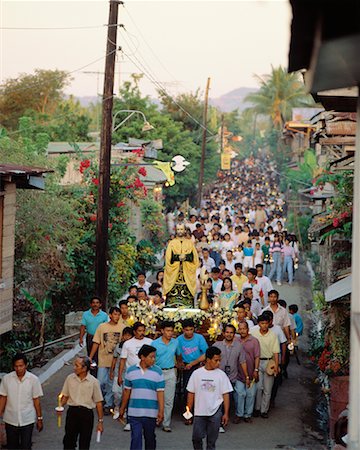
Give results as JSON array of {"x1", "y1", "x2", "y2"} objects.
[{"x1": 1, "y1": 0, "x2": 292, "y2": 100}]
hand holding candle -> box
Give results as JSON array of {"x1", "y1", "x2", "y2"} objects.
[
  {"x1": 183, "y1": 406, "x2": 193, "y2": 420},
  {"x1": 55, "y1": 394, "x2": 64, "y2": 428}
]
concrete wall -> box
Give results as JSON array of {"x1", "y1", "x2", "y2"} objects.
[{"x1": 0, "y1": 182, "x2": 16, "y2": 334}]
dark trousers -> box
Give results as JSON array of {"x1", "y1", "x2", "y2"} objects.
[
  {"x1": 128, "y1": 416, "x2": 156, "y2": 450},
  {"x1": 192, "y1": 407, "x2": 222, "y2": 450},
  {"x1": 86, "y1": 334, "x2": 98, "y2": 377},
  {"x1": 182, "y1": 365, "x2": 199, "y2": 408},
  {"x1": 63, "y1": 406, "x2": 94, "y2": 450},
  {"x1": 5, "y1": 423, "x2": 34, "y2": 450}
]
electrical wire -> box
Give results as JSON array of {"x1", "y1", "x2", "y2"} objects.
[
  {"x1": 122, "y1": 5, "x2": 183, "y2": 89},
  {"x1": 5, "y1": 94, "x2": 114, "y2": 137},
  {"x1": 0, "y1": 24, "x2": 118, "y2": 30},
  {"x1": 0, "y1": 49, "x2": 117, "y2": 96},
  {"x1": 121, "y1": 46, "x2": 215, "y2": 136}
]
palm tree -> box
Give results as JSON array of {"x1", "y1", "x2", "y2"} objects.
[{"x1": 245, "y1": 66, "x2": 313, "y2": 130}]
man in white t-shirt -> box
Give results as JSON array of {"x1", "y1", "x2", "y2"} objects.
[
  {"x1": 117, "y1": 322, "x2": 152, "y2": 385},
  {"x1": 187, "y1": 347, "x2": 233, "y2": 450},
  {"x1": 255, "y1": 264, "x2": 273, "y2": 307}
]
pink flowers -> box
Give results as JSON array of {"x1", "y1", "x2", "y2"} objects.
[
  {"x1": 333, "y1": 218, "x2": 340, "y2": 228},
  {"x1": 138, "y1": 167, "x2": 147, "y2": 177}
]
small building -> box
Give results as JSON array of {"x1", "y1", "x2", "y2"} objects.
[{"x1": 0, "y1": 164, "x2": 53, "y2": 334}]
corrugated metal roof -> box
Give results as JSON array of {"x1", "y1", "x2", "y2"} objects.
[
  {"x1": 325, "y1": 275, "x2": 352, "y2": 302},
  {"x1": 0, "y1": 164, "x2": 53, "y2": 176}
]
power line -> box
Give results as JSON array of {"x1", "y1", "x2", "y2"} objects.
[
  {"x1": 122, "y1": 5, "x2": 183, "y2": 90},
  {"x1": 0, "y1": 24, "x2": 118, "y2": 30},
  {"x1": 121, "y1": 48, "x2": 214, "y2": 136},
  {"x1": 4, "y1": 94, "x2": 115, "y2": 137},
  {"x1": 0, "y1": 49, "x2": 117, "y2": 96}
]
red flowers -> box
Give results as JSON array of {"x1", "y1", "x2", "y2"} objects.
[
  {"x1": 138, "y1": 167, "x2": 147, "y2": 177},
  {"x1": 92, "y1": 178, "x2": 99, "y2": 185},
  {"x1": 333, "y1": 218, "x2": 340, "y2": 228},
  {"x1": 134, "y1": 177, "x2": 144, "y2": 188},
  {"x1": 117, "y1": 201, "x2": 125, "y2": 207},
  {"x1": 90, "y1": 214, "x2": 97, "y2": 222},
  {"x1": 340, "y1": 211, "x2": 349, "y2": 220},
  {"x1": 77, "y1": 217, "x2": 85, "y2": 222},
  {"x1": 79, "y1": 159, "x2": 91, "y2": 174}
]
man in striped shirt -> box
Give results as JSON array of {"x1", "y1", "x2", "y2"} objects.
[{"x1": 119, "y1": 344, "x2": 165, "y2": 450}]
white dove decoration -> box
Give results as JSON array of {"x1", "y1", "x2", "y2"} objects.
[{"x1": 171, "y1": 155, "x2": 190, "y2": 172}]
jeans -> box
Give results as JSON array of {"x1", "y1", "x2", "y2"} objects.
[
  {"x1": 128, "y1": 416, "x2": 156, "y2": 450},
  {"x1": 210, "y1": 251, "x2": 221, "y2": 268},
  {"x1": 263, "y1": 262, "x2": 271, "y2": 277},
  {"x1": 63, "y1": 406, "x2": 94, "y2": 450},
  {"x1": 5, "y1": 423, "x2": 34, "y2": 450},
  {"x1": 234, "y1": 380, "x2": 257, "y2": 418},
  {"x1": 255, "y1": 360, "x2": 275, "y2": 414},
  {"x1": 162, "y1": 369, "x2": 177, "y2": 428},
  {"x1": 269, "y1": 252, "x2": 282, "y2": 282},
  {"x1": 97, "y1": 367, "x2": 113, "y2": 407},
  {"x1": 283, "y1": 256, "x2": 294, "y2": 283},
  {"x1": 192, "y1": 407, "x2": 222, "y2": 450}
]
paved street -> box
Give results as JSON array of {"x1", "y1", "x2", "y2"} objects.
[{"x1": 32, "y1": 267, "x2": 326, "y2": 450}]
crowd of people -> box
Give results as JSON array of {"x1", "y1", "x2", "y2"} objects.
[{"x1": 0, "y1": 157, "x2": 306, "y2": 450}]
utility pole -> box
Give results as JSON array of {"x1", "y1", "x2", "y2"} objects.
[
  {"x1": 95, "y1": 0, "x2": 120, "y2": 309},
  {"x1": 197, "y1": 77, "x2": 211, "y2": 208}
]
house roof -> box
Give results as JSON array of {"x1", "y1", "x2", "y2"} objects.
[
  {"x1": 325, "y1": 275, "x2": 352, "y2": 302},
  {"x1": 0, "y1": 163, "x2": 53, "y2": 190},
  {"x1": 288, "y1": 0, "x2": 360, "y2": 92}
]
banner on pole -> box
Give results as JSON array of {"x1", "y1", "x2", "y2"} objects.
[{"x1": 221, "y1": 153, "x2": 231, "y2": 170}]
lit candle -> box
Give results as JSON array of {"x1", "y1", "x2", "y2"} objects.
[
  {"x1": 56, "y1": 394, "x2": 63, "y2": 428},
  {"x1": 186, "y1": 406, "x2": 190, "y2": 414}
]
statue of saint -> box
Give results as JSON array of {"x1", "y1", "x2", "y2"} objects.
[{"x1": 163, "y1": 224, "x2": 199, "y2": 307}]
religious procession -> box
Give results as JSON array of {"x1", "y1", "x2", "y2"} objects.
[
  {"x1": 0, "y1": 156, "x2": 305, "y2": 450},
  {"x1": 2, "y1": 1, "x2": 358, "y2": 450}
]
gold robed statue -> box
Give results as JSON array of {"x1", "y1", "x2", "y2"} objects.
[{"x1": 163, "y1": 224, "x2": 199, "y2": 307}]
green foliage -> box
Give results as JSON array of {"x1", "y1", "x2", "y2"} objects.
[
  {"x1": 287, "y1": 211, "x2": 312, "y2": 247},
  {"x1": 245, "y1": 66, "x2": 314, "y2": 130},
  {"x1": 0, "y1": 69, "x2": 70, "y2": 129},
  {"x1": 21, "y1": 289, "x2": 52, "y2": 313},
  {"x1": 134, "y1": 240, "x2": 158, "y2": 274},
  {"x1": 140, "y1": 198, "x2": 167, "y2": 249},
  {"x1": 112, "y1": 79, "x2": 220, "y2": 206}
]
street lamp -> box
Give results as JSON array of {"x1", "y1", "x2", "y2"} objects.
[
  {"x1": 95, "y1": 109, "x2": 154, "y2": 308},
  {"x1": 112, "y1": 110, "x2": 154, "y2": 133}
]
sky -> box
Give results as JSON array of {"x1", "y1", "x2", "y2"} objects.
[{"x1": 1, "y1": 0, "x2": 292, "y2": 100}]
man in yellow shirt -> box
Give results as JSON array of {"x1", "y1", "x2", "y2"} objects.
[
  {"x1": 250, "y1": 314, "x2": 280, "y2": 418},
  {"x1": 231, "y1": 263, "x2": 248, "y2": 293}
]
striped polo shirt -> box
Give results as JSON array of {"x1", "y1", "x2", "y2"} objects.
[{"x1": 124, "y1": 364, "x2": 165, "y2": 418}]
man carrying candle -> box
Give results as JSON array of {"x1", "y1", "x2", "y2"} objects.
[
  {"x1": 186, "y1": 347, "x2": 233, "y2": 450},
  {"x1": 0, "y1": 353, "x2": 43, "y2": 450},
  {"x1": 59, "y1": 356, "x2": 104, "y2": 450}
]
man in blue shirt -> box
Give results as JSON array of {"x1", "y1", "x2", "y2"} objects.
[
  {"x1": 119, "y1": 345, "x2": 165, "y2": 450},
  {"x1": 152, "y1": 321, "x2": 180, "y2": 432},
  {"x1": 177, "y1": 319, "x2": 208, "y2": 423},
  {"x1": 79, "y1": 297, "x2": 108, "y2": 373}
]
